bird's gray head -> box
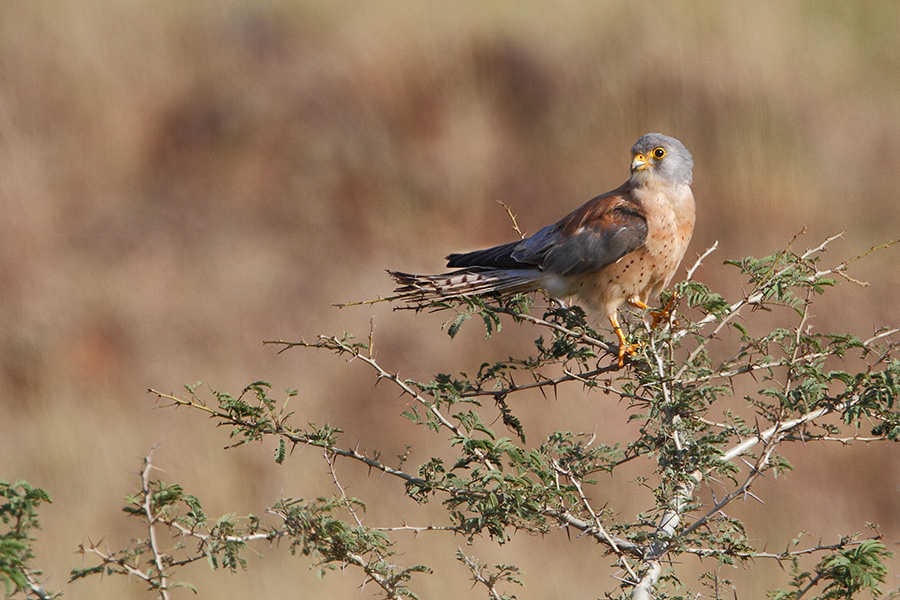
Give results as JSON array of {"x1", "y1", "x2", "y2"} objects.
[{"x1": 629, "y1": 133, "x2": 693, "y2": 186}]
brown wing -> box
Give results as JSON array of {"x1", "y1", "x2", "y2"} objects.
[{"x1": 446, "y1": 181, "x2": 648, "y2": 276}]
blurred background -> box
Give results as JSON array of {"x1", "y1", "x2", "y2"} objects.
[{"x1": 1, "y1": 2, "x2": 899, "y2": 598}]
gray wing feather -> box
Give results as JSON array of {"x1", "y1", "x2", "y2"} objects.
[
  {"x1": 445, "y1": 190, "x2": 648, "y2": 277},
  {"x1": 534, "y1": 211, "x2": 647, "y2": 275}
]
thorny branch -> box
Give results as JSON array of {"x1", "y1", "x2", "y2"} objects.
[
  {"x1": 266, "y1": 335, "x2": 501, "y2": 471},
  {"x1": 141, "y1": 449, "x2": 171, "y2": 600},
  {"x1": 458, "y1": 550, "x2": 506, "y2": 600},
  {"x1": 553, "y1": 460, "x2": 640, "y2": 582},
  {"x1": 102, "y1": 235, "x2": 899, "y2": 600},
  {"x1": 75, "y1": 449, "x2": 174, "y2": 600}
]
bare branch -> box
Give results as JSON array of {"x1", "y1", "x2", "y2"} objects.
[
  {"x1": 459, "y1": 364, "x2": 635, "y2": 401},
  {"x1": 458, "y1": 550, "x2": 507, "y2": 600},
  {"x1": 80, "y1": 543, "x2": 159, "y2": 585},
  {"x1": 493, "y1": 307, "x2": 615, "y2": 355},
  {"x1": 543, "y1": 509, "x2": 642, "y2": 556},
  {"x1": 326, "y1": 452, "x2": 364, "y2": 527},
  {"x1": 552, "y1": 460, "x2": 640, "y2": 581},
  {"x1": 684, "y1": 242, "x2": 719, "y2": 281},
  {"x1": 496, "y1": 200, "x2": 526, "y2": 239},
  {"x1": 684, "y1": 536, "x2": 878, "y2": 560},
  {"x1": 375, "y1": 525, "x2": 460, "y2": 534},
  {"x1": 140, "y1": 448, "x2": 171, "y2": 600}
]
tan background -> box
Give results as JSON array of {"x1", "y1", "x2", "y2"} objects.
[{"x1": 1, "y1": 2, "x2": 899, "y2": 598}]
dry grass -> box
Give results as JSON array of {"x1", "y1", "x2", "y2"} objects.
[{"x1": 1, "y1": 2, "x2": 899, "y2": 598}]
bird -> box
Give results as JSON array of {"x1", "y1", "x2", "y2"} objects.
[{"x1": 389, "y1": 133, "x2": 696, "y2": 368}]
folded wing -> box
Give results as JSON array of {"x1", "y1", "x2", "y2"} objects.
[{"x1": 446, "y1": 185, "x2": 648, "y2": 277}]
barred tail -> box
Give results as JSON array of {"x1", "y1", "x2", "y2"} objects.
[{"x1": 388, "y1": 268, "x2": 542, "y2": 309}]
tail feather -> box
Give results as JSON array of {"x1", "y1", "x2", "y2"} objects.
[{"x1": 388, "y1": 268, "x2": 542, "y2": 308}]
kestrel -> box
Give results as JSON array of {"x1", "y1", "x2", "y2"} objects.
[{"x1": 390, "y1": 133, "x2": 695, "y2": 367}]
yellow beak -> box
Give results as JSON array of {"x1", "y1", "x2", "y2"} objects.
[{"x1": 631, "y1": 154, "x2": 649, "y2": 172}]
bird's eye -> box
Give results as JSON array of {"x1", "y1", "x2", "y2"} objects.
[{"x1": 652, "y1": 147, "x2": 666, "y2": 159}]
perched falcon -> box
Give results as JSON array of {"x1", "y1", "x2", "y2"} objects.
[{"x1": 390, "y1": 133, "x2": 696, "y2": 367}]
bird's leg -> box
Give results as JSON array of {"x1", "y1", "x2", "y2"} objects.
[
  {"x1": 627, "y1": 298, "x2": 651, "y2": 311},
  {"x1": 650, "y1": 293, "x2": 679, "y2": 328},
  {"x1": 609, "y1": 314, "x2": 638, "y2": 369}
]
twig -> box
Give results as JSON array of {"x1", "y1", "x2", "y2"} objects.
[
  {"x1": 812, "y1": 238, "x2": 900, "y2": 286},
  {"x1": 151, "y1": 388, "x2": 432, "y2": 488},
  {"x1": 679, "y1": 424, "x2": 782, "y2": 539},
  {"x1": 497, "y1": 200, "x2": 526, "y2": 239},
  {"x1": 493, "y1": 307, "x2": 615, "y2": 354},
  {"x1": 458, "y1": 550, "x2": 506, "y2": 600},
  {"x1": 458, "y1": 365, "x2": 634, "y2": 401},
  {"x1": 333, "y1": 293, "x2": 404, "y2": 308},
  {"x1": 684, "y1": 536, "x2": 875, "y2": 560},
  {"x1": 343, "y1": 551, "x2": 399, "y2": 597},
  {"x1": 269, "y1": 336, "x2": 500, "y2": 471},
  {"x1": 553, "y1": 461, "x2": 640, "y2": 582},
  {"x1": 326, "y1": 452, "x2": 364, "y2": 527},
  {"x1": 23, "y1": 571, "x2": 55, "y2": 600},
  {"x1": 81, "y1": 543, "x2": 161, "y2": 585},
  {"x1": 684, "y1": 242, "x2": 719, "y2": 281},
  {"x1": 375, "y1": 524, "x2": 459, "y2": 534},
  {"x1": 543, "y1": 509, "x2": 642, "y2": 556},
  {"x1": 163, "y1": 516, "x2": 281, "y2": 547},
  {"x1": 140, "y1": 448, "x2": 171, "y2": 600}
]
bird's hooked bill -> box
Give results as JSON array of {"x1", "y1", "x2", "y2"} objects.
[{"x1": 631, "y1": 154, "x2": 650, "y2": 172}]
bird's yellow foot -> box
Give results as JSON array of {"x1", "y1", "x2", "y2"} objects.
[
  {"x1": 616, "y1": 342, "x2": 641, "y2": 368},
  {"x1": 627, "y1": 298, "x2": 651, "y2": 312},
  {"x1": 648, "y1": 308, "x2": 671, "y2": 328},
  {"x1": 610, "y1": 314, "x2": 640, "y2": 369},
  {"x1": 628, "y1": 297, "x2": 677, "y2": 328},
  {"x1": 650, "y1": 294, "x2": 681, "y2": 328}
]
